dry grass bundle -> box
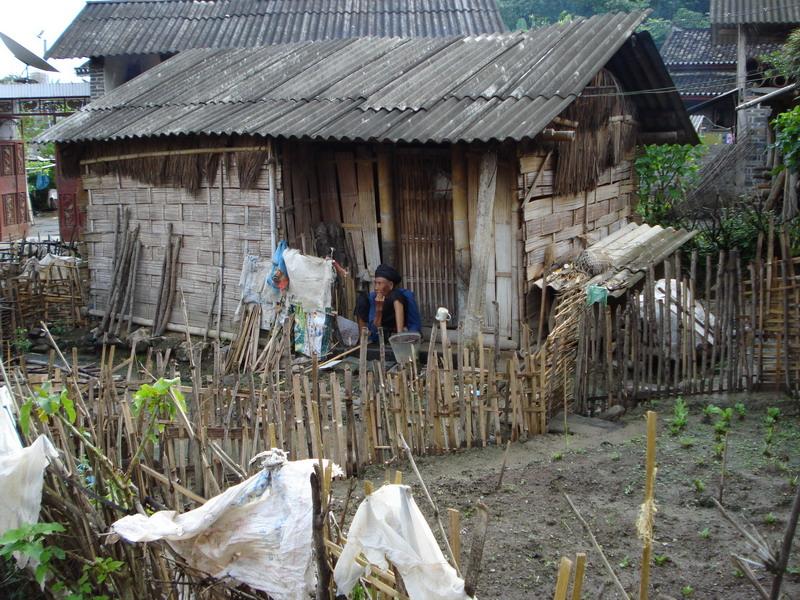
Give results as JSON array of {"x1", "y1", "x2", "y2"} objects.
[
  {"x1": 59, "y1": 135, "x2": 269, "y2": 192},
  {"x1": 554, "y1": 69, "x2": 637, "y2": 195}
]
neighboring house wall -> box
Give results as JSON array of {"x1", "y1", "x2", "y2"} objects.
[
  {"x1": 103, "y1": 54, "x2": 164, "y2": 93},
  {"x1": 89, "y1": 58, "x2": 105, "y2": 99},
  {"x1": 82, "y1": 157, "x2": 277, "y2": 334}
]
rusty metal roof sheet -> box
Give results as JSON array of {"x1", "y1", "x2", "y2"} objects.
[
  {"x1": 42, "y1": 12, "x2": 697, "y2": 146},
  {"x1": 46, "y1": 0, "x2": 508, "y2": 59},
  {"x1": 711, "y1": 0, "x2": 800, "y2": 25}
]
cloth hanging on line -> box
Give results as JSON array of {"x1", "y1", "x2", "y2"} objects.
[{"x1": 283, "y1": 248, "x2": 335, "y2": 312}]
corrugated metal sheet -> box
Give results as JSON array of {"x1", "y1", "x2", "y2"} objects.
[
  {"x1": 42, "y1": 12, "x2": 697, "y2": 146},
  {"x1": 0, "y1": 83, "x2": 90, "y2": 100},
  {"x1": 661, "y1": 27, "x2": 782, "y2": 66},
  {"x1": 711, "y1": 0, "x2": 800, "y2": 25},
  {"x1": 671, "y1": 71, "x2": 738, "y2": 97},
  {"x1": 537, "y1": 223, "x2": 698, "y2": 296},
  {"x1": 46, "y1": 0, "x2": 508, "y2": 59}
]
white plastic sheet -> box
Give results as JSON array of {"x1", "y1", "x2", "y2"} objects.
[
  {"x1": 639, "y1": 278, "x2": 715, "y2": 359},
  {"x1": 334, "y1": 484, "x2": 471, "y2": 600},
  {"x1": 111, "y1": 454, "x2": 340, "y2": 600},
  {"x1": 283, "y1": 249, "x2": 334, "y2": 312},
  {"x1": 0, "y1": 390, "x2": 58, "y2": 567}
]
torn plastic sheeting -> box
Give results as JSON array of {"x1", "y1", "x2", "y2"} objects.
[
  {"x1": 111, "y1": 454, "x2": 341, "y2": 600},
  {"x1": 334, "y1": 484, "x2": 472, "y2": 600},
  {"x1": 283, "y1": 248, "x2": 334, "y2": 312},
  {"x1": 0, "y1": 388, "x2": 59, "y2": 567}
]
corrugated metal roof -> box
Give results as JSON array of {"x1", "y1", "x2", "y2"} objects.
[
  {"x1": 537, "y1": 223, "x2": 698, "y2": 296},
  {"x1": 46, "y1": 0, "x2": 508, "y2": 59},
  {"x1": 670, "y1": 70, "x2": 738, "y2": 97},
  {"x1": 42, "y1": 12, "x2": 697, "y2": 146},
  {"x1": 661, "y1": 27, "x2": 782, "y2": 66},
  {"x1": 0, "y1": 83, "x2": 90, "y2": 100},
  {"x1": 711, "y1": 0, "x2": 800, "y2": 25}
]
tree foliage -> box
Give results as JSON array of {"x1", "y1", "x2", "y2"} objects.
[
  {"x1": 772, "y1": 105, "x2": 800, "y2": 174},
  {"x1": 497, "y1": 0, "x2": 710, "y2": 45}
]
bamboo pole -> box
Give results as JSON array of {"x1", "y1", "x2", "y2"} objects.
[
  {"x1": 571, "y1": 553, "x2": 587, "y2": 600},
  {"x1": 638, "y1": 411, "x2": 657, "y2": 600},
  {"x1": 553, "y1": 557, "x2": 573, "y2": 600}
]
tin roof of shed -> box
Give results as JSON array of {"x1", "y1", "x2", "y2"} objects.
[{"x1": 42, "y1": 12, "x2": 697, "y2": 146}]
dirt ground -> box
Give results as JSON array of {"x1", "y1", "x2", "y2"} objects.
[{"x1": 333, "y1": 392, "x2": 800, "y2": 599}]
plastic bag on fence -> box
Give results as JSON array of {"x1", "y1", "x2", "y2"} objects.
[
  {"x1": 334, "y1": 484, "x2": 472, "y2": 600},
  {"x1": 293, "y1": 306, "x2": 332, "y2": 357},
  {"x1": 0, "y1": 389, "x2": 59, "y2": 568},
  {"x1": 283, "y1": 248, "x2": 335, "y2": 312},
  {"x1": 238, "y1": 255, "x2": 282, "y2": 329},
  {"x1": 111, "y1": 451, "x2": 341, "y2": 600},
  {"x1": 268, "y1": 240, "x2": 290, "y2": 292}
]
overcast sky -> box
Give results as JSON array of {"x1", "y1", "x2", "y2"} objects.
[{"x1": 0, "y1": 0, "x2": 86, "y2": 82}]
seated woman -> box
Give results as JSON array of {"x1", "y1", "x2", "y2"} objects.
[{"x1": 355, "y1": 264, "x2": 419, "y2": 342}]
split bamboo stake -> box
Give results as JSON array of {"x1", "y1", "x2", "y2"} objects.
[
  {"x1": 637, "y1": 411, "x2": 657, "y2": 600},
  {"x1": 553, "y1": 557, "x2": 573, "y2": 600},
  {"x1": 448, "y1": 508, "x2": 461, "y2": 571},
  {"x1": 398, "y1": 433, "x2": 460, "y2": 576},
  {"x1": 564, "y1": 493, "x2": 630, "y2": 600},
  {"x1": 571, "y1": 553, "x2": 587, "y2": 600}
]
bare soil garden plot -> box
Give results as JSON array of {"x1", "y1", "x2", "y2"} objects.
[{"x1": 334, "y1": 392, "x2": 800, "y2": 599}]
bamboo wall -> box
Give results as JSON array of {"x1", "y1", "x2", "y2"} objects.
[
  {"x1": 82, "y1": 158, "x2": 278, "y2": 335},
  {"x1": 519, "y1": 152, "x2": 635, "y2": 282}
]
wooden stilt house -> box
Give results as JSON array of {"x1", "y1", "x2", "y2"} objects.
[{"x1": 42, "y1": 12, "x2": 696, "y2": 345}]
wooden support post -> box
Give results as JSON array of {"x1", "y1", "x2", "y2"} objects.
[
  {"x1": 452, "y1": 144, "x2": 470, "y2": 316},
  {"x1": 377, "y1": 148, "x2": 397, "y2": 266},
  {"x1": 463, "y1": 150, "x2": 498, "y2": 344}
]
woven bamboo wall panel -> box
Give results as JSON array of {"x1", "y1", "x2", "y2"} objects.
[
  {"x1": 84, "y1": 159, "x2": 277, "y2": 335},
  {"x1": 520, "y1": 151, "x2": 635, "y2": 282}
]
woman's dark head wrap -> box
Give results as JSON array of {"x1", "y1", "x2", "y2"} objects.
[{"x1": 375, "y1": 264, "x2": 401, "y2": 285}]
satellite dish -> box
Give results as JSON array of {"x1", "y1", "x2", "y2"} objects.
[{"x1": 0, "y1": 32, "x2": 58, "y2": 72}]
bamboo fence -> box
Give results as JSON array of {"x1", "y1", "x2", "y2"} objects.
[{"x1": 575, "y1": 228, "x2": 800, "y2": 414}]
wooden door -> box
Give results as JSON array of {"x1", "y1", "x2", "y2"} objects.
[
  {"x1": 0, "y1": 141, "x2": 29, "y2": 240},
  {"x1": 57, "y1": 165, "x2": 84, "y2": 242},
  {"x1": 395, "y1": 153, "x2": 457, "y2": 324}
]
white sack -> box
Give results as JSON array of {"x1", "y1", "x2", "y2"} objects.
[
  {"x1": 334, "y1": 484, "x2": 471, "y2": 600},
  {"x1": 0, "y1": 427, "x2": 58, "y2": 567},
  {"x1": 639, "y1": 278, "x2": 715, "y2": 359},
  {"x1": 112, "y1": 455, "x2": 340, "y2": 600},
  {"x1": 283, "y1": 249, "x2": 334, "y2": 312},
  {"x1": 237, "y1": 255, "x2": 282, "y2": 329}
]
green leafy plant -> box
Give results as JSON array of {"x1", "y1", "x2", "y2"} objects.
[
  {"x1": 679, "y1": 436, "x2": 696, "y2": 449},
  {"x1": 551, "y1": 452, "x2": 563, "y2": 462},
  {"x1": 20, "y1": 382, "x2": 76, "y2": 435},
  {"x1": 669, "y1": 397, "x2": 689, "y2": 436},
  {"x1": 692, "y1": 478, "x2": 706, "y2": 494},
  {"x1": 763, "y1": 407, "x2": 781, "y2": 457},
  {"x1": 734, "y1": 402, "x2": 746, "y2": 420},
  {"x1": 67, "y1": 556, "x2": 124, "y2": 600},
  {"x1": 0, "y1": 522, "x2": 65, "y2": 587},
  {"x1": 12, "y1": 328, "x2": 32, "y2": 355},
  {"x1": 699, "y1": 527, "x2": 711, "y2": 539},
  {"x1": 654, "y1": 554, "x2": 670, "y2": 566},
  {"x1": 764, "y1": 512, "x2": 778, "y2": 525},
  {"x1": 702, "y1": 403, "x2": 721, "y2": 423},
  {"x1": 681, "y1": 585, "x2": 694, "y2": 597},
  {"x1": 618, "y1": 556, "x2": 631, "y2": 569},
  {"x1": 713, "y1": 442, "x2": 725, "y2": 460},
  {"x1": 635, "y1": 145, "x2": 705, "y2": 226},
  {"x1": 773, "y1": 105, "x2": 800, "y2": 174}
]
